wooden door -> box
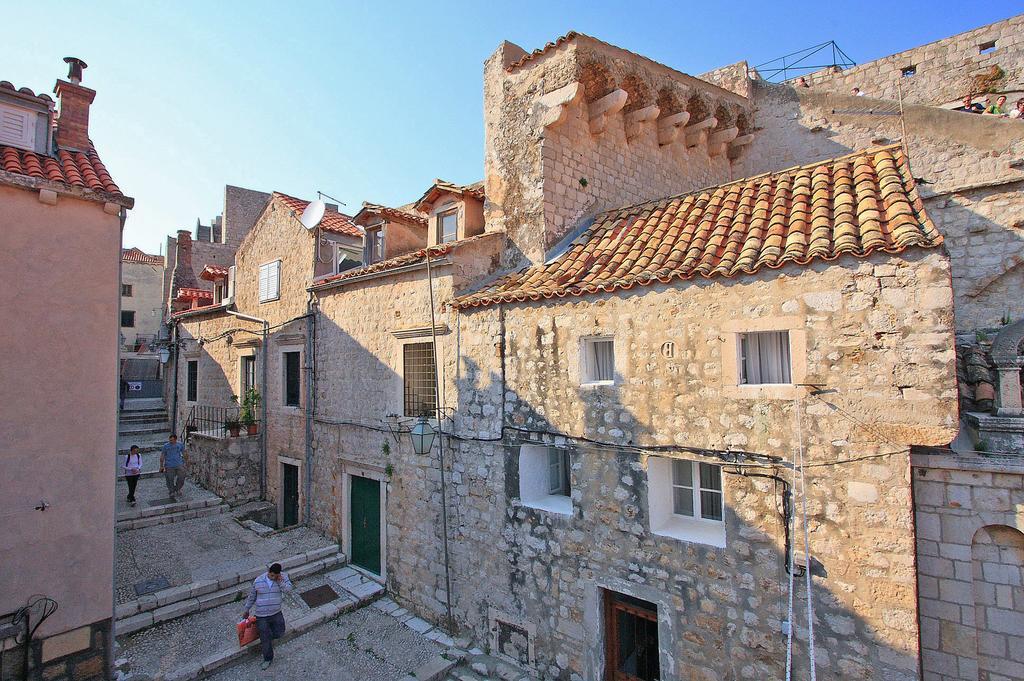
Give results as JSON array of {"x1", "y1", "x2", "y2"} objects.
[
  {"x1": 350, "y1": 476, "x2": 381, "y2": 575},
  {"x1": 605, "y1": 591, "x2": 660, "y2": 681},
  {"x1": 282, "y1": 463, "x2": 299, "y2": 527}
]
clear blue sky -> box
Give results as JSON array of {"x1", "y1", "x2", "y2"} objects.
[{"x1": 4, "y1": 1, "x2": 1020, "y2": 253}]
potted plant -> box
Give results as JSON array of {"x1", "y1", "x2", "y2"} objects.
[
  {"x1": 240, "y1": 387, "x2": 261, "y2": 435},
  {"x1": 223, "y1": 418, "x2": 242, "y2": 437}
]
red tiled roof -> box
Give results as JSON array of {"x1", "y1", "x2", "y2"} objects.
[
  {"x1": 200, "y1": 264, "x2": 229, "y2": 280},
  {"x1": 414, "y1": 180, "x2": 485, "y2": 211},
  {"x1": 0, "y1": 80, "x2": 54, "y2": 104},
  {"x1": 452, "y1": 145, "x2": 942, "y2": 309},
  {"x1": 274, "y1": 192, "x2": 361, "y2": 238},
  {"x1": 122, "y1": 247, "x2": 163, "y2": 266},
  {"x1": 506, "y1": 32, "x2": 580, "y2": 72},
  {"x1": 1, "y1": 143, "x2": 124, "y2": 197},
  {"x1": 357, "y1": 202, "x2": 427, "y2": 226},
  {"x1": 175, "y1": 287, "x2": 213, "y2": 301},
  {"x1": 311, "y1": 243, "x2": 455, "y2": 289}
]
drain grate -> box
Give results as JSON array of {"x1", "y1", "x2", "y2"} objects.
[
  {"x1": 134, "y1": 576, "x2": 170, "y2": 596},
  {"x1": 299, "y1": 584, "x2": 338, "y2": 608}
]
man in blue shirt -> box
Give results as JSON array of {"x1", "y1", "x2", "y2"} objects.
[{"x1": 160, "y1": 434, "x2": 186, "y2": 501}]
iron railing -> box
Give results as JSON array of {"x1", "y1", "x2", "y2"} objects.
[
  {"x1": 754, "y1": 40, "x2": 856, "y2": 83},
  {"x1": 183, "y1": 404, "x2": 258, "y2": 438}
]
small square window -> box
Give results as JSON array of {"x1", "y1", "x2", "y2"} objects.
[
  {"x1": 582, "y1": 337, "x2": 614, "y2": 384},
  {"x1": 519, "y1": 445, "x2": 572, "y2": 515},
  {"x1": 120, "y1": 310, "x2": 136, "y2": 328},
  {"x1": 334, "y1": 243, "x2": 360, "y2": 274},
  {"x1": 739, "y1": 331, "x2": 792, "y2": 385},
  {"x1": 979, "y1": 41, "x2": 996, "y2": 54},
  {"x1": 901, "y1": 65, "x2": 916, "y2": 77},
  {"x1": 649, "y1": 456, "x2": 725, "y2": 546},
  {"x1": 121, "y1": 284, "x2": 133, "y2": 297},
  {"x1": 438, "y1": 210, "x2": 458, "y2": 244}
]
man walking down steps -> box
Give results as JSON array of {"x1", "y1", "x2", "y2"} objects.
[{"x1": 242, "y1": 563, "x2": 293, "y2": 670}]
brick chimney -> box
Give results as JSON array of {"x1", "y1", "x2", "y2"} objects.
[
  {"x1": 53, "y1": 57, "x2": 95, "y2": 152},
  {"x1": 168, "y1": 230, "x2": 200, "y2": 312}
]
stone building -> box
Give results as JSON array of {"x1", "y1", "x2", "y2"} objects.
[
  {"x1": 0, "y1": 60, "x2": 133, "y2": 680},
  {"x1": 170, "y1": 18, "x2": 1024, "y2": 681},
  {"x1": 120, "y1": 247, "x2": 164, "y2": 351}
]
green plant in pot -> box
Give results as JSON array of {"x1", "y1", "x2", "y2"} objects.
[
  {"x1": 240, "y1": 387, "x2": 261, "y2": 435},
  {"x1": 223, "y1": 418, "x2": 242, "y2": 437}
]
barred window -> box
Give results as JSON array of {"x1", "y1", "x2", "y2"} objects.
[
  {"x1": 187, "y1": 361, "x2": 198, "y2": 402},
  {"x1": 403, "y1": 342, "x2": 436, "y2": 417}
]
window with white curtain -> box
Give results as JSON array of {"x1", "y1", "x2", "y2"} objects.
[
  {"x1": 582, "y1": 337, "x2": 615, "y2": 384},
  {"x1": 739, "y1": 331, "x2": 792, "y2": 384},
  {"x1": 258, "y1": 260, "x2": 281, "y2": 303}
]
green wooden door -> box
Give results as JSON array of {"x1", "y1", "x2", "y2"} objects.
[
  {"x1": 350, "y1": 476, "x2": 381, "y2": 574},
  {"x1": 282, "y1": 463, "x2": 299, "y2": 527}
]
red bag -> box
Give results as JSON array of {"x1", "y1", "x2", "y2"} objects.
[{"x1": 237, "y1": 616, "x2": 258, "y2": 647}]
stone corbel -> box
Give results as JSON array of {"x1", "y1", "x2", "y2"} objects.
[
  {"x1": 536, "y1": 82, "x2": 583, "y2": 129},
  {"x1": 727, "y1": 133, "x2": 755, "y2": 160},
  {"x1": 656, "y1": 111, "x2": 691, "y2": 146},
  {"x1": 588, "y1": 89, "x2": 627, "y2": 135},
  {"x1": 624, "y1": 105, "x2": 660, "y2": 141},
  {"x1": 707, "y1": 127, "x2": 739, "y2": 157},
  {"x1": 683, "y1": 117, "x2": 718, "y2": 148}
]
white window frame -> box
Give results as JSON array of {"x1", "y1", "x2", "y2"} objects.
[
  {"x1": 437, "y1": 209, "x2": 459, "y2": 244},
  {"x1": 518, "y1": 445, "x2": 572, "y2": 515},
  {"x1": 226, "y1": 265, "x2": 236, "y2": 300},
  {"x1": 738, "y1": 330, "x2": 793, "y2": 386},
  {"x1": 333, "y1": 243, "x2": 357, "y2": 273},
  {"x1": 0, "y1": 104, "x2": 36, "y2": 151},
  {"x1": 258, "y1": 260, "x2": 281, "y2": 303},
  {"x1": 581, "y1": 336, "x2": 615, "y2": 386},
  {"x1": 213, "y1": 281, "x2": 225, "y2": 304},
  {"x1": 364, "y1": 226, "x2": 384, "y2": 264},
  {"x1": 648, "y1": 456, "x2": 725, "y2": 547}
]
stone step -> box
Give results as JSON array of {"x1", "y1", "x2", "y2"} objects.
[
  {"x1": 119, "y1": 422, "x2": 171, "y2": 435},
  {"x1": 439, "y1": 654, "x2": 529, "y2": 681},
  {"x1": 116, "y1": 502, "x2": 228, "y2": 532},
  {"x1": 120, "y1": 413, "x2": 169, "y2": 425},
  {"x1": 122, "y1": 398, "x2": 166, "y2": 411},
  {"x1": 114, "y1": 545, "x2": 348, "y2": 635}
]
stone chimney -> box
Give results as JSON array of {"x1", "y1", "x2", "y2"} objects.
[
  {"x1": 168, "y1": 230, "x2": 200, "y2": 311},
  {"x1": 53, "y1": 57, "x2": 95, "y2": 152}
]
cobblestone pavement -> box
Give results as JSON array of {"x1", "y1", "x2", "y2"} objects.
[
  {"x1": 114, "y1": 512, "x2": 332, "y2": 604},
  {"x1": 115, "y1": 475, "x2": 217, "y2": 515},
  {"x1": 205, "y1": 605, "x2": 442, "y2": 681}
]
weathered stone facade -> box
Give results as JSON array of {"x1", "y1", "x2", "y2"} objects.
[
  {"x1": 186, "y1": 433, "x2": 261, "y2": 505},
  {"x1": 787, "y1": 14, "x2": 1024, "y2": 106}
]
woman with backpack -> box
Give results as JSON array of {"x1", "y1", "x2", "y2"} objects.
[{"x1": 124, "y1": 444, "x2": 142, "y2": 506}]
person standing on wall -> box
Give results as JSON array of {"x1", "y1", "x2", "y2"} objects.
[
  {"x1": 160, "y1": 434, "x2": 186, "y2": 502},
  {"x1": 123, "y1": 444, "x2": 142, "y2": 506},
  {"x1": 242, "y1": 563, "x2": 293, "y2": 670}
]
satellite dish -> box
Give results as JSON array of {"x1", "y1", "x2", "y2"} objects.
[{"x1": 299, "y1": 199, "x2": 326, "y2": 231}]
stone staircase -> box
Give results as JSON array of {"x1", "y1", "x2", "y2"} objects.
[
  {"x1": 439, "y1": 653, "x2": 532, "y2": 681},
  {"x1": 118, "y1": 402, "x2": 171, "y2": 456}
]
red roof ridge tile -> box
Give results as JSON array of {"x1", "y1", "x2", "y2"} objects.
[
  {"x1": 272, "y1": 191, "x2": 362, "y2": 238},
  {"x1": 452, "y1": 145, "x2": 940, "y2": 310}
]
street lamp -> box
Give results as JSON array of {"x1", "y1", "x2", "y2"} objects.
[{"x1": 409, "y1": 415, "x2": 436, "y2": 455}]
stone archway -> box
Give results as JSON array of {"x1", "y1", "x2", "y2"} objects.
[{"x1": 971, "y1": 525, "x2": 1024, "y2": 680}]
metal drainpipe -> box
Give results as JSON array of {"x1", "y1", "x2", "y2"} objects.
[
  {"x1": 170, "y1": 322, "x2": 179, "y2": 434},
  {"x1": 304, "y1": 294, "x2": 316, "y2": 525},
  {"x1": 225, "y1": 309, "x2": 269, "y2": 498}
]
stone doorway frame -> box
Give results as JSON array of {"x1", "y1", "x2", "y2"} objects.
[{"x1": 340, "y1": 459, "x2": 388, "y2": 583}]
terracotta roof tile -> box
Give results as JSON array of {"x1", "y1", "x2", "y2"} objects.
[
  {"x1": 506, "y1": 32, "x2": 580, "y2": 71},
  {"x1": 414, "y1": 179, "x2": 485, "y2": 211},
  {"x1": 357, "y1": 202, "x2": 427, "y2": 226},
  {"x1": 122, "y1": 247, "x2": 164, "y2": 266},
  {"x1": 273, "y1": 192, "x2": 362, "y2": 238},
  {"x1": 452, "y1": 145, "x2": 942, "y2": 309},
  {"x1": 200, "y1": 264, "x2": 229, "y2": 280},
  {"x1": 0, "y1": 142, "x2": 124, "y2": 196}
]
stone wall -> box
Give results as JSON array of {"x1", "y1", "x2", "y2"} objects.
[
  {"x1": 912, "y1": 451, "x2": 1024, "y2": 681},
  {"x1": 187, "y1": 433, "x2": 261, "y2": 505},
  {"x1": 0, "y1": 619, "x2": 112, "y2": 681},
  {"x1": 792, "y1": 14, "x2": 1024, "y2": 105},
  {"x1": 440, "y1": 248, "x2": 957, "y2": 680},
  {"x1": 741, "y1": 83, "x2": 1024, "y2": 332},
  {"x1": 121, "y1": 259, "x2": 165, "y2": 341},
  {"x1": 483, "y1": 36, "x2": 753, "y2": 268}
]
